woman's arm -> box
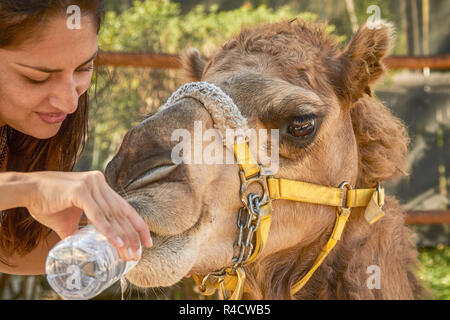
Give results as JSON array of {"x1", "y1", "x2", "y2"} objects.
[
  {"x1": 0, "y1": 171, "x2": 152, "y2": 263},
  {"x1": 0, "y1": 172, "x2": 31, "y2": 211},
  {"x1": 0, "y1": 229, "x2": 61, "y2": 275},
  {"x1": 0, "y1": 172, "x2": 59, "y2": 274}
]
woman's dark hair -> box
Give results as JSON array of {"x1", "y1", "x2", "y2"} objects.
[{"x1": 0, "y1": 0, "x2": 104, "y2": 266}]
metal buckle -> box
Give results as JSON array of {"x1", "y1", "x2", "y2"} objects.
[
  {"x1": 199, "y1": 269, "x2": 226, "y2": 294},
  {"x1": 376, "y1": 183, "x2": 384, "y2": 207},
  {"x1": 338, "y1": 181, "x2": 352, "y2": 217},
  {"x1": 239, "y1": 169, "x2": 270, "y2": 208}
]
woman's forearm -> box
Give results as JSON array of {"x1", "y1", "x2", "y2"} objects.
[
  {"x1": 0, "y1": 172, "x2": 60, "y2": 275},
  {"x1": 0, "y1": 172, "x2": 33, "y2": 211},
  {"x1": 0, "y1": 230, "x2": 61, "y2": 275},
  {"x1": 0, "y1": 171, "x2": 56, "y2": 275}
]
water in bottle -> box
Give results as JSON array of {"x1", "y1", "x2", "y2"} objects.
[{"x1": 45, "y1": 224, "x2": 141, "y2": 300}]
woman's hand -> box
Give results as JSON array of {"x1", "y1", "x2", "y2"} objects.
[{"x1": 21, "y1": 170, "x2": 152, "y2": 261}]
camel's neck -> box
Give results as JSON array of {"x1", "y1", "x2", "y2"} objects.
[
  {"x1": 243, "y1": 201, "x2": 425, "y2": 299},
  {"x1": 243, "y1": 222, "x2": 358, "y2": 299}
]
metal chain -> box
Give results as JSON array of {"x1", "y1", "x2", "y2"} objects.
[
  {"x1": 196, "y1": 169, "x2": 269, "y2": 296},
  {"x1": 197, "y1": 194, "x2": 261, "y2": 292},
  {"x1": 231, "y1": 193, "x2": 262, "y2": 274}
]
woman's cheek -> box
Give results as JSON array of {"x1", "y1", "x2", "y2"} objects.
[{"x1": 6, "y1": 80, "x2": 45, "y2": 115}]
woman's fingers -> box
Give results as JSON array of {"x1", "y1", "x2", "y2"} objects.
[
  {"x1": 97, "y1": 186, "x2": 143, "y2": 260},
  {"x1": 80, "y1": 171, "x2": 152, "y2": 261},
  {"x1": 118, "y1": 197, "x2": 153, "y2": 248},
  {"x1": 105, "y1": 185, "x2": 152, "y2": 251},
  {"x1": 74, "y1": 182, "x2": 135, "y2": 261},
  {"x1": 88, "y1": 184, "x2": 136, "y2": 261}
]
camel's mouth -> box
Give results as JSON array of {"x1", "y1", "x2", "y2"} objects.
[
  {"x1": 122, "y1": 179, "x2": 208, "y2": 288},
  {"x1": 123, "y1": 197, "x2": 202, "y2": 288},
  {"x1": 125, "y1": 164, "x2": 178, "y2": 191}
]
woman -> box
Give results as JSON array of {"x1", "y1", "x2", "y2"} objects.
[{"x1": 0, "y1": 0, "x2": 152, "y2": 275}]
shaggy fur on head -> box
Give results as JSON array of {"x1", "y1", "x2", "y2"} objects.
[{"x1": 351, "y1": 97, "x2": 410, "y2": 188}]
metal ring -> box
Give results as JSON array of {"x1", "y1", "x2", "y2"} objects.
[
  {"x1": 376, "y1": 183, "x2": 384, "y2": 205},
  {"x1": 239, "y1": 172, "x2": 270, "y2": 207},
  {"x1": 377, "y1": 183, "x2": 382, "y2": 194},
  {"x1": 338, "y1": 181, "x2": 352, "y2": 210},
  {"x1": 338, "y1": 181, "x2": 352, "y2": 190},
  {"x1": 248, "y1": 193, "x2": 261, "y2": 216}
]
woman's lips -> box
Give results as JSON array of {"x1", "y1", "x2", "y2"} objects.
[{"x1": 36, "y1": 112, "x2": 67, "y2": 124}]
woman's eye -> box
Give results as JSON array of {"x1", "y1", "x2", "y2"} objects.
[
  {"x1": 287, "y1": 115, "x2": 316, "y2": 138},
  {"x1": 77, "y1": 64, "x2": 94, "y2": 72},
  {"x1": 25, "y1": 76, "x2": 49, "y2": 85}
]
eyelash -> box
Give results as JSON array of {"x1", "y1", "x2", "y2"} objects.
[
  {"x1": 77, "y1": 65, "x2": 95, "y2": 72},
  {"x1": 26, "y1": 77, "x2": 49, "y2": 85},
  {"x1": 25, "y1": 65, "x2": 94, "y2": 85}
]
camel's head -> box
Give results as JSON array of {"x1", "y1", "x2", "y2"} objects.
[{"x1": 105, "y1": 20, "x2": 408, "y2": 290}]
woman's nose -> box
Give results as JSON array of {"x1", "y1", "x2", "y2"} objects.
[{"x1": 49, "y1": 79, "x2": 79, "y2": 113}]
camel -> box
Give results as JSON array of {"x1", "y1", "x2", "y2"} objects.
[{"x1": 105, "y1": 19, "x2": 426, "y2": 299}]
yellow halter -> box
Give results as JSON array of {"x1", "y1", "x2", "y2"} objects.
[{"x1": 193, "y1": 141, "x2": 385, "y2": 299}]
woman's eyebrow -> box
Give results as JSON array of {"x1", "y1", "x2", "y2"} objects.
[{"x1": 15, "y1": 50, "x2": 99, "y2": 73}]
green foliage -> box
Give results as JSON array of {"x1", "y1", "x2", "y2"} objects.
[
  {"x1": 418, "y1": 246, "x2": 450, "y2": 300},
  {"x1": 99, "y1": 1, "x2": 318, "y2": 54},
  {"x1": 180, "y1": 4, "x2": 317, "y2": 56}
]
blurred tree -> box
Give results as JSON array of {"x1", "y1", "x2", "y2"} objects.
[
  {"x1": 103, "y1": 0, "x2": 135, "y2": 13},
  {"x1": 172, "y1": 0, "x2": 410, "y2": 53}
]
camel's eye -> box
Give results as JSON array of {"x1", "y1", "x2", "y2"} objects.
[{"x1": 287, "y1": 115, "x2": 316, "y2": 138}]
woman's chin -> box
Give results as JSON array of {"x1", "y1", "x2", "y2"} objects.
[{"x1": 24, "y1": 124, "x2": 61, "y2": 140}]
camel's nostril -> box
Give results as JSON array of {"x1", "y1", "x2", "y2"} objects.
[{"x1": 125, "y1": 164, "x2": 178, "y2": 191}]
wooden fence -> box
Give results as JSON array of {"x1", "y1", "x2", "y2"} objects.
[{"x1": 95, "y1": 51, "x2": 450, "y2": 70}]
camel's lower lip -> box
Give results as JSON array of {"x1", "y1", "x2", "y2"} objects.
[
  {"x1": 125, "y1": 164, "x2": 177, "y2": 191},
  {"x1": 125, "y1": 232, "x2": 199, "y2": 288}
]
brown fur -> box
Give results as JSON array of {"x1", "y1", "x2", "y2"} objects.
[
  {"x1": 181, "y1": 48, "x2": 207, "y2": 82},
  {"x1": 244, "y1": 198, "x2": 426, "y2": 299},
  {"x1": 107, "y1": 19, "x2": 426, "y2": 299},
  {"x1": 351, "y1": 97, "x2": 410, "y2": 187}
]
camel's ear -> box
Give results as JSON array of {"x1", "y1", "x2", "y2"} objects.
[
  {"x1": 332, "y1": 21, "x2": 394, "y2": 104},
  {"x1": 181, "y1": 48, "x2": 207, "y2": 82}
]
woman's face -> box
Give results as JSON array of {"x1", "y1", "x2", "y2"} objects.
[{"x1": 0, "y1": 15, "x2": 98, "y2": 139}]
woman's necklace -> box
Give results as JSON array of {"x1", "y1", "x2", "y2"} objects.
[{"x1": 0, "y1": 126, "x2": 7, "y2": 169}]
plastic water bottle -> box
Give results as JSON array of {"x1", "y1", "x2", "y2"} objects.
[{"x1": 45, "y1": 224, "x2": 141, "y2": 300}]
